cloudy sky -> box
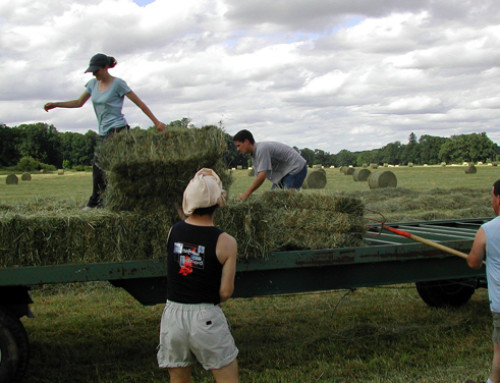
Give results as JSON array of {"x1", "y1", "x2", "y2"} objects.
[{"x1": 1, "y1": 0, "x2": 500, "y2": 154}]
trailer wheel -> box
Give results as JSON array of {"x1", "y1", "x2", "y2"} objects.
[
  {"x1": 0, "y1": 309, "x2": 29, "y2": 383},
  {"x1": 416, "y1": 278, "x2": 475, "y2": 308}
]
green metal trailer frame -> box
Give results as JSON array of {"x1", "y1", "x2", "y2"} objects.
[{"x1": 0, "y1": 217, "x2": 490, "y2": 382}]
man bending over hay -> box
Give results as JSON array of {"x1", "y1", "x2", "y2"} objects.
[
  {"x1": 157, "y1": 168, "x2": 239, "y2": 383},
  {"x1": 233, "y1": 129, "x2": 307, "y2": 201}
]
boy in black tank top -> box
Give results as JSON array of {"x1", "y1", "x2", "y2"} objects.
[{"x1": 157, "y1": 169, "x2": 239, "y2": 383}]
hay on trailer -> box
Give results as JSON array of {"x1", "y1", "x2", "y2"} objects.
[
  {"x1": 6, "y1": 174, "x2": 18, "y2": 185},
  {"x1": 98, "y1": 126, "x2": 231, "y2": 213},
  {"x1": 465, "y1": 164, "x2": 477, "y2": 174},
  {"x1": 303, "y1": 169, "x2": 327, "y2": 189},
  {"x1": 368, "y1": 170, "x2": 397, "y2": 189},
  {"x1": 21, "y1": 173, "x2": 32, "y2": 181},
  {"x1": 352, "y1": 168, "x2": 371, "y2": 182},
  {"x1": 216, "y1": 190, "x2": 364, "y2": 257},
  {"x1": 0, "y1": 191, "x2": 365, "y2": 266}
]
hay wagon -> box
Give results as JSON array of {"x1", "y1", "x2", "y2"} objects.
[{"x1": 0, "y1": 217, "x2": 488, "y2": 382}]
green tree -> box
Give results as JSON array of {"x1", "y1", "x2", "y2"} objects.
[
  {"x1": 0, "y1": 124, "x2": 21, "y2": 166},
  {"x1": 15, "y1": 123, "x2": 62, "y2": 167},
  {"x1": 439, "y1": 132, "x2": 497, "y2": 163},
  {"x1": 300, "y1": 148, "x2": 315, "y2": 166},
  {"x1": 356, "y1": 149, "x2": 379, "y2": 166},
  {"x1": 336, "y1": 149, "x2": 357, "y2": 166},
  {"x1": 418, "y1": 135, "x2": 447, "y2": 165},
  {"x1": 378, "y1": 141, "x2": 402, "y2": 165},
  {"x1": 59, "y1": 131, "x2": 96, "y2": 167}
]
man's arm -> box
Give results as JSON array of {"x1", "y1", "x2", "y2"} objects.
[
  {"x1": 238, "y1": 171, "x2": 267, "y2": 201},
  {"x1": 216, "y1": 233, "x2": 238, "y2": 302},
  {"x1": 468, "y1": 227, "x2": 486, "y2": 269}
]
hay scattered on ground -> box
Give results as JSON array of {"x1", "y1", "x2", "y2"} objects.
[{"x1": 99, "y1": 126, "x2": 231, "y2": 213}]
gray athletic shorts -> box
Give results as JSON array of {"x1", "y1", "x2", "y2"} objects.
[{"x1": 157, "y1": 300, "x2": 239, "y2": 370}]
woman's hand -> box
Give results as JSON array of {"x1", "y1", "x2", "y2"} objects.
[
  {"x1": 44, "y1": 102, "x2": 56, "y2": 112},
  {"x1": 156, "y1": 121, "x2": 167, "y2": 131}
]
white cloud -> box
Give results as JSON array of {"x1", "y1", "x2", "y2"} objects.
[{"x1": 1, "y1": 0, "x2": 500, "y2": 154}]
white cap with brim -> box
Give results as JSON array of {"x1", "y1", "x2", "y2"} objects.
[{"x1": 182, "y1": 168, "x2": 226, "y2": 216}]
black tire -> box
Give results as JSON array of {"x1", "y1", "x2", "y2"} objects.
[
  {"x1": 416, "y1": 278, "x2": 476, "y2": 308},
  {"x1": 0, "y1": 309, "x2": 29, "y2": 383}
]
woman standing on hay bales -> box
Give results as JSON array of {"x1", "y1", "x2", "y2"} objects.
[
  {"x1": 157, "y1": 168, "x2": 239, "y2": 383},
  {"x1": 233, "y1": 129, "x2": 307, "y2": 201},
  {"x1": 43, "y1": 53, "x2": 166, "y2": 209}
]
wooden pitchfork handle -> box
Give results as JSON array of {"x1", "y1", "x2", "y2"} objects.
[
  {"x1": 382, "y1": 225, "x2": 469, "y2": 261},
  {"x1": 365, "y1": 209, "x2": 485, "y2": 266}
]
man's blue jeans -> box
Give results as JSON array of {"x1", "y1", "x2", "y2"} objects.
[{"x1": 272, "y1": 164, "x2": 307, "y2": 190}]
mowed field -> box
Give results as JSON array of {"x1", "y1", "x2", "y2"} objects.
[{"x1": 1, "y1": 165, "x2": 500, "y2": 383}]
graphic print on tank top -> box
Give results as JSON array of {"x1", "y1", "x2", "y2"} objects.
[{"x1": 173, "y1": 241, "x2": 206, "y2": 276}]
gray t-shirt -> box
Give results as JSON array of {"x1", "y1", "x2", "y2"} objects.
[
  {"x1": 252, "y1": 142, "x2": 307, "y2": 184},
  {"x1": 85, "y1": 77, "x2": 131, "y2": 135}
]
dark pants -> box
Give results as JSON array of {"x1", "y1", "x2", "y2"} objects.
[
  {"x1": 86, "y1": 126, "x2": 129, "y2": 208},
  {"x1": 271, "y1": 164, "x2": 308, "y2": 190}
]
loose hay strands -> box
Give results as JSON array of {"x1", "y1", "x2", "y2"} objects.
[
  {"x1": 367, "y1": 170, "x2": 397, "y2": 189},
  {"x1": 99, "y1": 126, "x2": 232, "y2": 212}
]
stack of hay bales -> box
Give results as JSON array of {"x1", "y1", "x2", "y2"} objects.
[
  {"x1": 302, "y1": 168, "x2": 327, "y2": 189},
  {"x1": 0, "y1": 125, "x2": 366, "y2": 265},
  {"x1": 217, "y1": 190, "x2": 364, "y2": 257},
  {"x1": 99, "y1": 126, "x2": 231, "y2": 213},
  {"x1": 352, "y1": 168, "x2": 371, "y2": 182},
  {"x1": 368, "y1": 170, "x2": 397, "y2": 189},
  {"x1": 0, "y1": 191, "x2": 365, "y2": 265},
  {"x1": 465, "y1": 164, "x2": 477, "y2": 174}
]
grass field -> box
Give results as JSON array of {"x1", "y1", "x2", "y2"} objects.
[{"x1": 1, "y1": 165, "x2": 500, "y2": 383}]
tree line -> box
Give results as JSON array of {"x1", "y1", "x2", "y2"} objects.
[{"x1": 1, "y1": 121, "x2": 499, "y2": 171}]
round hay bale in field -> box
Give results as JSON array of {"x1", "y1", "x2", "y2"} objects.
[
  {"x1": 6, "y1": 174, "x2": 18, "y2": 185},
  {"x1": 352, "y1": 168, "x2": 371, "y2": 182},
  {"x1": 370, "y1": 163, "x2": 378, "y2": 169},
  {"x1": 248, "y1": 168, "x2": 254, "y2": 176},
  {"x1": 343, "y1": 167, "x2": 355, "y2": 175},
  {"x1": 21, "y1": 173, "x2": 32, "y2": 181},
  {"x1": 57, "y1": 169, "x2": 64, "y2": 175},
  {"x1": 465, "y1": 164, "x2": 477, "y2": 174},
  {"x1": 408, "y1": 162, "x2": 414, "y2": 167},
  {"x1": 304, "y1": 169, "x2": 327, "y2": 189},
  {"x1": 367, "y1": 170, "x2": 397, "y2": 189},
  {"x1": 441, "y1": 162, "x2": 446, "y2": 167}
]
